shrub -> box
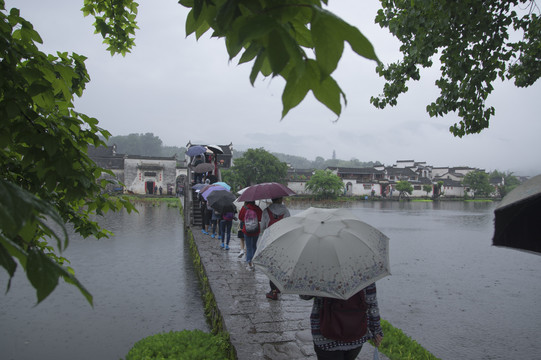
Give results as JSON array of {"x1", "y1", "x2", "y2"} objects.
[
  {"x1": 377, "y1": 320, "x2": 441, "y2": 360},
  {"x1": 125, "y1": 330, "x2": 229, "y2": 360}
]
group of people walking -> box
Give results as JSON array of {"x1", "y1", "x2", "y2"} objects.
[
  {"x1": 195, "y1": 185, "x2": 385, "y2": 360},
  {"x1": 200, "y1": 194, "x2": 236, "y2": 250},
  {"x1": 199, "y1": 193, "x2": 291, "y2": 299}
]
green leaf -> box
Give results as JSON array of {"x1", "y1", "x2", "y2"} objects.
[
  {"x1": 57, "y1": 262, "x2": 94, "y2": 306},
  {"x1": 312, "y1": 74, "x2": 345, "y2": 116},
  {"x1": 26, "y1": 248, "x2": 60, "y2": 304},
  {"x1": 311, "y1": 9, "x2": 345, "y2": 77},
  {"x1": 237, "y1": 15, "x2": 277, "y2": 46},
  {"x1": 312, "y1": 8, "x2": 379, "y2": 77},
  {"x1": 238, "y1": 43, "x2": 260, "y2": 64},
  {"x1": 215, "y1": 0, "x2": 238, "y2": 34},
  {"x1": 0, "y1": 242, "x2": 17, "y2": 291},
  {"x1": 185, "y1": 9, "x2": 198, "y2": 36},
  {"x1": 0, "y1": 179, "x2": 68, "y2": 251},
  {"x1": 267, "y1": 30, "x2": 289, "y2": 76},
  {"x1": 249, "y1": 49, "x2": 266, "y2": 85},
  {"x1": 0, "y1": 234, "x2": 28, "y2": 268},
  {"x1": 281, "y1": 66, "x2": 311, "y2": 118}
]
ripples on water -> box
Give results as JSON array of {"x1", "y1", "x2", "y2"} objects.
[
  {"x1": 0, "y1": 202, "x2": 207, "y2": 360},
  {"x1": 290, "y1": 201, "x2": 541, "y2": 360},
  {"x1": 2, "y1": 200, "x2": 539, "y2": 360}
]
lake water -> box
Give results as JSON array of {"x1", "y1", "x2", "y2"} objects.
[
  {"x1": 288, "y1": 200, "x2": 541, "y2": 360},
  {"x1": 1, "y1": 200, "x2": 539, "y2": 360},
  {"x1": 0, "y1": 202, "x2": 208, "y2": 360}
]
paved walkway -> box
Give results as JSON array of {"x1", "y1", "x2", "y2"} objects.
[{"x1": 191, "y1": 226, "x2": 388, "y2": 360}]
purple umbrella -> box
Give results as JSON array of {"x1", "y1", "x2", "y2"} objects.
[
  {"x1": 201, "y1": 185, "x2": 228, "y2": 200},
  {"x1": 237, "y1": 182, "x2": 296, "y2": 202}
]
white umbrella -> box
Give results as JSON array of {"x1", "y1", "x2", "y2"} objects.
[{"x1": 253, "y1": 207, "x2": 390, "y2": 300}]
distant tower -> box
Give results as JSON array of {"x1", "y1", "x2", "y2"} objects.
[{"x1": 332, "y1": 150, "x2": 336, "y2": 160}]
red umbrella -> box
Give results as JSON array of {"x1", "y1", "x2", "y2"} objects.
[{"x1": 237, "y1": 182, "x2": 296, "y2": 202}]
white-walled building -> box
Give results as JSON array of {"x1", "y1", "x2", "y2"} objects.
[{"x1": 124, "y1": 156, "x2": 178, "y2": 195}]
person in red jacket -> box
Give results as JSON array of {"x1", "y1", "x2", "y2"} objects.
[{"x1": 238, "y1": 201, "x2": 263, "y2": 270}]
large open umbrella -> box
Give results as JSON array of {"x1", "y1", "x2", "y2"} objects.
[
  {"x1": 186, "y1": 145, "x2": 206, "y2": 157},
  {"x1": 206, "y1": 144, "x2": 224, "y2": 154},
  {"x1": 207, "y1": 190, "x2": 237, "y2": 213},
  {"x1": 493, "y1": 174, "x2": 541, "y2": 254},
  {"x1": 192, "y1": 183, "x2": 206, "y2": 191},
  {"x1": 237, "y1": 182, "x2": 296, "y2": 202},
  {"x1": 253, "y1": 207, "x2": 390, "y2": 300},
  {"x1": 199, "y1": 184, "x2": 216, "y2": 194},
  {"x1": 194, "y1": 162, "x2": 214, "y2": 174},
  {"x1": 201, "y1": 185, "x2": 228, "y2": 200},
  {"x1": 213, "y1": 182, "x2": 231, "y2": 191}
]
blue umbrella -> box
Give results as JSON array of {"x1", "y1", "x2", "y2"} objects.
[
  {"x1": 213, "y1": 182, "x2": 231, "y2": 191},
  {"x1": 186, "y1": 145, "x2": 206, "y2": 157}
]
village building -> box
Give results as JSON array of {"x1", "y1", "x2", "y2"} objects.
[
  {"x1": 87, "y1": 145, "x2": 126, "y2": 193},
  {"x1": 124, "y1": 155, "x2": 178, "y2": 195},
  {"x1": 285, "y1": 160, "x2": 487, "y2": 198},
  {"x1": 326, "y1": 167, "x2": 385, "y2": 196},
  {"x1": 88, "y1": 145, "x2": 189, "y2": 195},
  {"x1": 286, "y1": 168, "x2": 314, "y2": 195},
  {"x1": 90, "y1": 146, "x2": 494, "y2": 199}
]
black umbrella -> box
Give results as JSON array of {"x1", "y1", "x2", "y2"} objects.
[
  {"x1": 207, "y1": 190, "x2": 236, "y2": 213},
  {"x1": 206, "y1": 144, "x2": 224, "y2": 154},
  {"x1": 493, "y1": 174, "x2": 541, "y2": 254}
]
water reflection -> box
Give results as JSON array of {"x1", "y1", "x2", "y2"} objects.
[{"x1": 0, "y1": 202, "x2": 207, "y2": 360}]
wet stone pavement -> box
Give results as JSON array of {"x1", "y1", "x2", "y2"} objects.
[{"x1": 191, "y1": 228, "x2": 388, "y2": 360}]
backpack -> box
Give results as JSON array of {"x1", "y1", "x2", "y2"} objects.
[
  {"x1": 266, "y1": 207, "x2": 285, "y2": 227},
  {"x1": 222, "y1": 212, "x2": 235, "y2": 221},
  {"x1": 243, "y1": 206, "x2": 259, "y2": 234},
  {"x1": 319, "y1": 290, "x2": 367, "y2": 342}
]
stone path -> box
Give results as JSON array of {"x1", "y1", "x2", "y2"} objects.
[{"x1": 191, "y1": 227, "x2": 388, "y2": 360}]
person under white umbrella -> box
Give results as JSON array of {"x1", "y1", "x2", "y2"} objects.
[{"x1": 253, "y1": 207, "x2": 389, "y2": 359}]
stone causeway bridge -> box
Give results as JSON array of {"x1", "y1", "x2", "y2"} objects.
[{"x1": 182, "y1": 189, "x2": 387, "y2": 360}]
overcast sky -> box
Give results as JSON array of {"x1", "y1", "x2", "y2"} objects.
[{"x1": 13, "y1": 0, "x2": 541, "y2": 175}]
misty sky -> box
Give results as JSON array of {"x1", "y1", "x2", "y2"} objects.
[{"x1": 12, "y1": 0, "x2": 541, "y2": 175}]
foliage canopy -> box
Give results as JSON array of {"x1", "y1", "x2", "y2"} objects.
[
  {"x1": 82, "y1": 0, "x2": 539, "y2": 134},
  {"x1": 305, "y1": 169, "x2": 344, "y2": 198},
  {"x1": 395, "y1": 180, "x2": 413, "y2": 199},
  {"x1": 489, "y1": 170, "x2": 520, "y2": 197},
  {"x1": 371, "y1": 0, "x2": 541, "y2": 137},
  {"x1": 463, "y1": 171, "x2": 494, "y2": 197},
  {"x1": 222, "y1": 148, "x2": 288, "y2": 191},
  {"x1": 0, "y1": 1, "x2": 134, "y2": 305}
]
